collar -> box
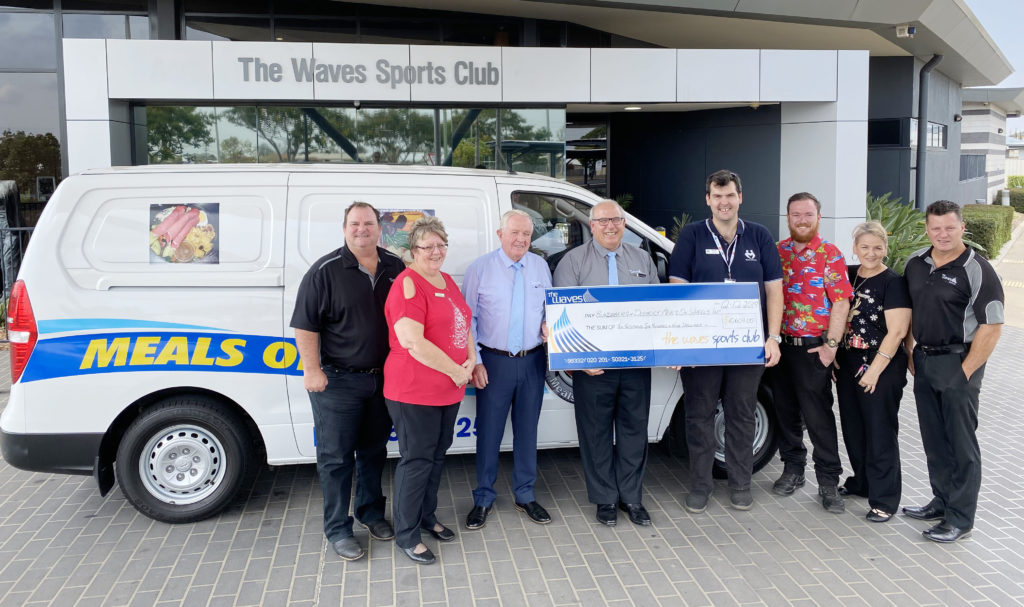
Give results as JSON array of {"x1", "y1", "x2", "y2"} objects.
[
  {"x1": 706, "y1": 218, "x2": 745, "y2": 240},
  {"x1": 925, "y1": 245, "x2": 971, "y2": 269},
  {"x1": 784, "y1": 234, "x2": 822, "y2": 256},
  {"x1": 496, "y1": 247, "x2": 526, "y2": 268},
  {"x1": 590, "y1": 239, "x2": 623, "y2": 256},
  {"x1": 340, "y1": 245, "x2": 383, "y2": 269}
]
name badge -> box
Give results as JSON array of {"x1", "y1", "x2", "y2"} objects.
[
  {"x1": 629, "y1": 270, "x2": 648, "y2": 278},
  {"x1": 705, "y1": 248, "x2": 719, "y2": 255},
  {"x1": 724, "y1": 278, "x2": 736, "y2": 283},
  {"x1": 434, "y1": 292, "x2": 445, "y2": 297}
]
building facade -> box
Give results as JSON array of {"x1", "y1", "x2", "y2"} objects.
[{"x1": 0, "y1": 0, "x2": 1015, "y2": 249}]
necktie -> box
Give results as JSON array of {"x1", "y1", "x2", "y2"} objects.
[
  {"x1": 607, "y1": 252, "x2": 619, "y2": 285},
  {"x1": 507, "y1": 263, "x2": 524, "y2": 354}
]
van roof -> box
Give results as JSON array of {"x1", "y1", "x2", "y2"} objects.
[{"x1": 77, "y1": 163, "x2": 566, "y2": 183}]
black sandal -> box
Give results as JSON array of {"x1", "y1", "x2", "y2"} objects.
[{"x1": 866, "y1": 508, "x2": 893, "y2": 523}]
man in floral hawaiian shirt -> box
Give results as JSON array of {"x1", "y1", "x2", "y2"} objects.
[{"x1": 770, "y1": 192, "x2": 853, "y2": 513}]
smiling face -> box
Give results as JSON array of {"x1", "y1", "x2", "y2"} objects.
[
  {"x1": 854, "y1": 233, "x2": 887, "y2": 272},
  {"x1": 787, "y1": 198, "x2": 820, "y2": 244},
  {"x1": 344, "y1": 206, "x2": 382, "y2": 252},
  {"x1": 590, "y1": 201, "x2": 625, "y2": 251},
  {"x1": 706, "y1": 181, "x2": 742, "y2": 224},
  {"x1": 410, "y1": 231, "x2": 447, "y2": 275},
  {"x1": 926, "y1": 211, "x2": 966, "y2": 255},
  {"x1": 498, "y1": 214, "x2": 533, "y2": 262}
]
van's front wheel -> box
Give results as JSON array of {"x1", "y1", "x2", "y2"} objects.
[{"x1": 115, "y1": 397, "x2": 252, "y2": 523}]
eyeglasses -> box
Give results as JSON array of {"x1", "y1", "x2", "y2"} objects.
[
  {"x1": 592, "y1": 217, "x2": 625, "y2": 226},
  {"x1": 414, "y1": 244, "x2": 448, "y2": 252}
]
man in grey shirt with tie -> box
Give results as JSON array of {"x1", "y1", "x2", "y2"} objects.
[{"x1": 553, "y1": 200, "x2": 660, "y2": 527}]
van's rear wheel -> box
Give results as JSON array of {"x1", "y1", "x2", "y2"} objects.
[{"x1": 115, "y1": 396, "x2": 252, "y2": 523}]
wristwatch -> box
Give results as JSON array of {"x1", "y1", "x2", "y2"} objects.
[
  {"x1": 768, "y1": 335, "x2": 782, "y2": 344},
  {"x1": 826, "y1": 337, "x2": 839, "y2": 348}
]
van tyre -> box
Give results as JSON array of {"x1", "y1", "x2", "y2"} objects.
[
  {"x1": 115, "y1": 396, "x2": 252, "y2": 524},
  {"x1": 665, "y1": 384, "x2": 777, "y2": 480}
]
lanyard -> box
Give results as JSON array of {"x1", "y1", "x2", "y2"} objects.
[{"x1": 706, "y1": 219, "x2": 738, "y2": 281}]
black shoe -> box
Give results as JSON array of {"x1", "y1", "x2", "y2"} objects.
[
  {"x1": 684, "y1": 492, "x2": 709, "y2": 514},
  {"x1": 729, "y1": 489, "x2": 753, "y2": 511},
  {"x1": 423, "y1": 524, "x2": 456, "y2": 542},
  {"x1": 515, "y1": 501, "x2": 552, "y2": 525},
  {"x1": 361, "y1": 519, "x2": 394, "y2": 541},
  {"x1": 465, "y1": 505, "x2": 491, "y2": 530},
  {"x1": 866, "y1": 508, "x2": 893, "y2": 523},
  {"x1": 596, "y1": 504, "x2": 617, "y2": 526},
  {"x1": 923, "y1": 522, "x2": 972, "y2": 543},
  {"x1": 772, "y1": 472, "x2": 805, "y2": 496},
  {"x1": 402, "y1": 545, "x2": 436, "y2": 564},
  {"x1": 619, "y1": 502, "x2": 652, "y2": 526},
  {"x1": 819, "y1": 484, "x2": 845, "y2": 514},
  {"x1": 903, "y1": 503, "x2": 945, "y2": 521},
  {"x1": 331, "y1": 537, "x2": 365, "y2": 561},
  {"x1": 837, "y1": 486, "x2": 850, "y2": 496}
]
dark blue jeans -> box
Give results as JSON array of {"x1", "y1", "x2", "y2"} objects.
[{"x1": 309, "y1": 367, "x2": 392, "y2": 543}]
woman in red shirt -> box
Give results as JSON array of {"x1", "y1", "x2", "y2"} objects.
[{"x1": 384, "y1": 216, "x2": 474, "y2": 564}]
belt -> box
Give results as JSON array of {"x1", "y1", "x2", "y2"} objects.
[
  {"x1": 481, "y1": 344, "x2": 544, "y2": 358},
  {"x1": 781, "y1": 335, "x2": 823, "y2": 347},
  {"x1": 323, "y1": 365, "x2": 382, "y2": 374},
  {"x1": 916, "y1": 343, "x2": 968, "y2": 356}
]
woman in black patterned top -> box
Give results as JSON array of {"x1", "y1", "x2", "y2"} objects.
[{"x1": 834, "y1": 221, "x2": 911, "y2": 522}]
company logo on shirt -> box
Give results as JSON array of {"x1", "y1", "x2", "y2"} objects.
[
  {"x1": 745, "y1": 249, "x2": 757, "y2": 261},
  {"x1": 942, "y1": 274, "x2": 958, "y2": 286}
]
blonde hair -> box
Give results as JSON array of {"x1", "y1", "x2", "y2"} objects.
[
  {"x1": 407, "y1": 216, "x2": 448, "y2": 250},
  {"x1": 852, "y1": 220, "x2": 887, "y2": 246}
]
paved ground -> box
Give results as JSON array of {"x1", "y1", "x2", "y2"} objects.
[{"x1": 2, "y1": 236, "x2": 1024, "y2": 606}]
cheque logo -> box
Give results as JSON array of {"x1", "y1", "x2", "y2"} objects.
[{"x1": 548, "y1": 309, "x2": 600, "y2": 354}]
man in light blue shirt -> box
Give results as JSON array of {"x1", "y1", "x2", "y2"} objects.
[{"x1": 462, "y1": 209, "x2": 553, "y2": 530}]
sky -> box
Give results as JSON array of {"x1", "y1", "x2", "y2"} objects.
[{"x1": 966, "y1": 0, "x2": 1024, "y2": 134}]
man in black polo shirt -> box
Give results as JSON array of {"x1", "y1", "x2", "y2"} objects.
[
  {"x1": 669, "y1": 169, "x2": 783, "y2": 512},
  {"x1": 291, "y1": 202, "x2": 406, "y2": 560},
  {"x1": 902, "y1": 200, "x2": 1004, "y2": 543}
]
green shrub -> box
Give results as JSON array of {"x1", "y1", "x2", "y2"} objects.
[
  {"x1": 963, "y1": 204, "x2": 1013, "y2": 259},
  {"x1": 1007, "y1": 175, "x2": 1024, "y2": 189},
  {"x1": 865, "y1": 192, "x2": 930, "y2": 274},
  {"x1": 1009, "y1": 188, "x2": 1024, "y2": 214}
]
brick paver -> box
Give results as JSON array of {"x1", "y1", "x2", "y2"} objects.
[{"x1": 2, "y1": 326, "x2": 1024, "y2": 606}]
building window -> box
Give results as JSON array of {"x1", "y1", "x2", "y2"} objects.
[
  {"x1": 959, "y1": 154, "x2": 985, "y2": 181},
  {"x1": 0, "y1": 11, "x2": 57, "y2": 69},
  {"x1": 63, "y1": 13, "x2": 148, "y2": 39},
  {"x1": 910, "y1": 118, "x2": 947, "y2": 149}
]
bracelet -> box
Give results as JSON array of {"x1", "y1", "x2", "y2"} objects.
[{"x1": 876, "y1": 351, "x2": 892, "y2": 360}]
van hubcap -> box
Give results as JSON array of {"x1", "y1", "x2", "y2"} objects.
[{"x1": 139, "y1": 424, "x2": 226, "y2": 505}]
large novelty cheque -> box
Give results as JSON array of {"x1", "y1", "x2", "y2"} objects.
[{"x1": 545, "y1": 283, "x2": 764, "y2": 370}]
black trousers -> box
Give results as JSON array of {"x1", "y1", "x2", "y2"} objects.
[
  {"x1": 681, "y1": 365, "x2": 764, "y2": 494},
  {"x1": 308, "y1": 368, "x2": 392, "y2": 542},
  {"x1": 770, "y1": 344, "x2": 842, "y2": 486},
  {"x1": 571, "y1": 368, "x2": 651, "y2": 505},
  {"x1": 913, "y1": 348, "x2": 985, "y2": 528},
  {"x1": 385, "y1": 399, "x2": 460, "y2": 549},
  {"x1": 835, "y1": 348, "x2": 907, "y2": 513}
]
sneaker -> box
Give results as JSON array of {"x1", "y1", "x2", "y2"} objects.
[
  {"x1": 772, "y1": 472, "x2": 805, "y2": 496},
  {"x1": 729, "y1": 489, "x2": 753, "y2": 511},
  {"x1": 819, "y1": 484, "x2": 845, "y2": 514},
  {"x1": 685, "y1": 492, "x2": 709, "y2": 514}
]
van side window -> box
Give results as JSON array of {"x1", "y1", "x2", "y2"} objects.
[{"x1": 512, "y1": 191, "x2": 649, "y2": 275}]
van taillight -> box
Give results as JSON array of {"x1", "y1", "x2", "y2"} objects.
[{"x1": 8, "y1": 280, "x2": 37, "y2": 384}]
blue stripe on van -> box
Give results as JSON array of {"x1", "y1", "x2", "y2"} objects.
[{"x1": 37, "y1": 319, "x2": 232, "y2": 334}]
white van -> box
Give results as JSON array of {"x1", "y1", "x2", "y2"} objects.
[{"x1": 0, "y1": 164, "x2": 777, "y2": 523}]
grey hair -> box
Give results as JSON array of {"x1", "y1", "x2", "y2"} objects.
[
  {"x1": 500, "y1": 209, "x2": 533, "y2": 231},
  {"x1": 852, "y1": 220, "x2": 888, "y2": 246},
  {"x1": 589, "y1": 199, "x2": 625, "y2": 221},
  {"x1": 407, "y1": 216, "x2": 448, "y2": 250}
]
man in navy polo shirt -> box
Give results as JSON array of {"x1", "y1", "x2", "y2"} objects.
[{"x1": 668, "y1": 170, "x2": 783, "y2": 512}]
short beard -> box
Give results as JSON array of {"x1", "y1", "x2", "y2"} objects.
[{"x1": 789, "y1": 226, "x2": 818, "y2": 244}]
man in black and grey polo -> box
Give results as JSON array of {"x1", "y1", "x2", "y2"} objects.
[
  {"x1": 902, "y1": 200, "x2": 1004, "y2": 544},
  {"x1": 292, "y1": 202, "x2": 406, "y2": 560}
]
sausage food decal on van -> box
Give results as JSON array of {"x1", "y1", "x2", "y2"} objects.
[
  {"x1": 150, "y1": 203, "x2": 219, "y2": 264},
  {"x1": 20, "y1": 330, "x2": 305, "y2": 382}
]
